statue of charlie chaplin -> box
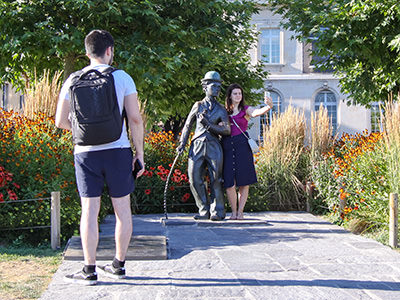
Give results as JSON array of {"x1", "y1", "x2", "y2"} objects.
[{"x1": 177, "y1": 71, "x2": 231, "y2": 221}]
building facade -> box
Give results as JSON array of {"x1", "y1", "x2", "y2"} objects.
[
  {"x1": 0, "y1": 83, "x2": 23, "y2": 112},
  {"x1": 247, "y1": 8, "x2": 375, "y2": 142}
]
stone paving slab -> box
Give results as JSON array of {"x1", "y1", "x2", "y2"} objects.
[
  {"x1": 63, "y1": 235, "x2": 167, "y2": 261},
  {"x1": 40, "y1": 212, "x2": 400, "y2": 300}
]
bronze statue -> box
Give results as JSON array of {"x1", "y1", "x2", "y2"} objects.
[{"x1": 177, "y1": 71, "x2": 231, "y2": 221}]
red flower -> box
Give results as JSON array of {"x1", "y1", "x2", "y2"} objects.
[
  {"x1": 0, "y1": 193, "x2": 4, "y2": 203},
  {"x1": 7, "y1": 190, "x2": 18, "y2": 201},
  {"x1": 169, "y1": 186, "x2": 175, "y2": 191},
  {"x1": 145, "y1": 189, "x2": 151, "y2": 195},
  {"x1": 172, "y1": 175, "x2": 180, "y2": 183},
  {"x1": 182, "y1": 193, "x2": 190, "y2": 202},
  {"x1": 12, "y1": 182, "x2": 20, "y2": 189},
  {"x1": 180, "y1": 174, "x2": 188, "y2": 182}
]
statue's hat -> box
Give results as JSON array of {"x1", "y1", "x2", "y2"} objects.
[{"x1": 201, "y1": 71, "x2": 222, "y2": 83}]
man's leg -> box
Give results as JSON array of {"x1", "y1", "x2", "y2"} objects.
[
  {"x1": 64, "y1": 196, "x2": 100, "y2": 285},
  {"x1": 111, "y1": 194, "x2": 133, "y2": 261},
  {"x1": 97, "y1": 194, "x2": 132, "y2": 279},
  {"x1": 80, "y1": 196, "x2": 101, "y2": 266}
]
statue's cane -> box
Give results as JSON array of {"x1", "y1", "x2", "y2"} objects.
[{"x1": 162, "y1": 149, "x2": 183, "y2": 219}]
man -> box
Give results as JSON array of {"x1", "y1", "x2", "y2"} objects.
[
  {"x1": 177, "y1": 71, "x2": 231, "y2": 221},
  {"x1": 55, "y1": 29, "x2": 144, "y2": 285}
]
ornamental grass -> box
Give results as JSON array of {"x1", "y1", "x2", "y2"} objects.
[
  {"x1": 23, "y1": 69, "x2": 62, "y2": 119},
  {"x1": 310, "y1": 104, "x2": 334, "y2": 162},
  {"x1": 255, "y1": 105, "x2": 307, "y2": 210},
  {"x1": 383, "y1": 101, "x2": 400, "y2": 194}
]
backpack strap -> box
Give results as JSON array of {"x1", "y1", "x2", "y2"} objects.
[
  {"x1": 102, "y1": 66, "x2": 117, "y2": 75},
  {"x1": 101, "y1": 67, "x2": 129, "y2": 131}
]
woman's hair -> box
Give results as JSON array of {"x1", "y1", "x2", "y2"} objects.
[{"x1": 225, "y1": 83, "x2": 245, "y2": 115}]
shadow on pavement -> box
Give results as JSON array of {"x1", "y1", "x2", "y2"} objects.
[{"x1": 96, "y1": 277, "x2": 400, "y2": 291}]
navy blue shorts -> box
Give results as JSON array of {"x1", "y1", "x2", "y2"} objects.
[{"x1": 74, "y1": 148, "x2": 135, "y2": 198}]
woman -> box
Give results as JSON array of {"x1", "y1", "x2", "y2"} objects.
[{"x1": 222, "y1": 83, "x2": 273, "y2": 220}]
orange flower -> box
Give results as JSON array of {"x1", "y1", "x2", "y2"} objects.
[{"x1": 339, "y1": 192, "x2": 349, "y2": 200}]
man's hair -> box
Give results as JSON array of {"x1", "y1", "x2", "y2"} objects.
[{"x1": 84, "y1": 30, "x2": 114, "y2": 58}]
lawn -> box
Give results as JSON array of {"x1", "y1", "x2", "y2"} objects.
[{"x1": 0, "y1": 244, "x2": 62, "y2": 300}]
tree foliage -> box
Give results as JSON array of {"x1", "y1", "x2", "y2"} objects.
[
  {"x1": 268, "y1": 0, "x2": 400, "y2": 106},
  {"x1": 0, "y1": 0, "x2": 267, "y2": 125}
]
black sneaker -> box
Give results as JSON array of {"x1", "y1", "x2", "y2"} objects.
[
  {"x1": 64, "y1": 269, "x2": 97, "y2": 285},
  {"x1": 97, "y1": 263, "x2": 126, "y2": 279}
]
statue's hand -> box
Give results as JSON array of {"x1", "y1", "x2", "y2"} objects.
[
  {"x1": 177, "y1": 143, "x2": 185, "y2": 154},
  {"x1": 199, "y1": 113, "x2": 210, "y2": 126}
]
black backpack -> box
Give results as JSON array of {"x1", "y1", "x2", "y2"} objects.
[{"x1": 69, "y1": 67, "x2": 125, "y2": 146}]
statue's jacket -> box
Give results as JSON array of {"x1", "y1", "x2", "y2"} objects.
[{"x1": 180, "y1": 98, "x2": 230, "y2": 160}]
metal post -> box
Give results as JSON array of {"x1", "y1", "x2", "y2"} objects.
[
  {"x1": 305, "y1": 181, "x2": 312, "y2": 212},
  {"x1": 389, "y1": 193, "x2": 398, "y2": 248},
  {"x1": 51, "y1": 191, "x2": 61, "y2": 250}
]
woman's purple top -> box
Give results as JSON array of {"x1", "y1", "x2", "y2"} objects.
[{"x1": 229, "y1": 106, "x2": 249, "y2": 136}]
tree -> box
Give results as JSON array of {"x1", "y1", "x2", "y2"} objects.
[
  {"x1": 0, "y1": 0, "x2": 267, "y2": 127},
  {"x1": 268, "y1": 0, "x2": 400, "y2": 106}
]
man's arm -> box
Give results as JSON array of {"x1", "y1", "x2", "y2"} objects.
[
  {"x1": 55, "y1": 98, "x2": 71, "y2": 130},
  {"x1": 124, "y1": 92, "x2": 145, "y2": 178}
]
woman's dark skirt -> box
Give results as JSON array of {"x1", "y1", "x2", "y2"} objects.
[{"x1": 222, "y1": 133, "x2": 257, "y2": 188}]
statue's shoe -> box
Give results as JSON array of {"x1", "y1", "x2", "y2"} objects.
[
  {"x1": 210, "y1": 215, "x2": 225, "y2": 221},
  {"x1": 193, "y1": 214, "x2": 210, "y2": 220}
]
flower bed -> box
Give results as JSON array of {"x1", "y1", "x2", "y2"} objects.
[
  {"x1": 312, "y1": 130, "x2": 391, "y2": 231},
  {"x1": 0, "y1": 109, "x2": 112, "y2": 244}
]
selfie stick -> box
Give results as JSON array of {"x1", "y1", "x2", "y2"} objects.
[{"x1": 162, "y1": 150, "x2": 182, "y2": 219}]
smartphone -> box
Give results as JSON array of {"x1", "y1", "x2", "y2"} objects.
[{"x1": 132, "y1": 159, "x2": 143, "y2": 179}]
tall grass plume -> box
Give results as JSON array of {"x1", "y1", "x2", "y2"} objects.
[
  {"x1": 256, "y1": 105, "x2": 306, "y2": 210},
  {"x1": 23, "y1": 70, "x2": 63, "y2": 119},
  {"x1": 383, "y1": 101, "x2": 400, "y2": 194},
  {"x1": 310, "y1": 104, "x2": 334, "y2": 162}
]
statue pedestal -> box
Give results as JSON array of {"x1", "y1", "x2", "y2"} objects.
[{"x1": 160, "y1": 215, "x2": 269, "y2": 227}]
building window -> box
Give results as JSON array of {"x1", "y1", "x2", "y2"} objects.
[
  {"x1": 371, "y1": 102, "x2": 384, "y2": 133},
  {"x1": 315, "y1": 90, "x2": 337, "y2": 132},
  {"x1": 260, "y1": 29, "x2": 281, "y2": 64},
  {"x1": 260, "y1": 91, "x2": 282, "y2": 139}
]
